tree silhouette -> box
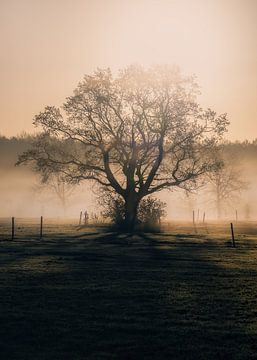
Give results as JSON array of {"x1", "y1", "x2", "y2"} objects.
[
  {"x1": 207, "y1": 158, "x2": 247, "y2": 219},
  {"x1": 33, "y1": 173, "x2": 75, "y2": 215},
  {"x1": 18, "y1": 65, "x2": 228, "y2": 230}
]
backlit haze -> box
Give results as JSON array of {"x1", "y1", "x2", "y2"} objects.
[{"x1": 0, "y1": 0, "x2": 256, "y2": 140}]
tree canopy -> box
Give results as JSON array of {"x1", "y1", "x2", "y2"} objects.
[{"x1": 18, "y1": 65, "x2": 229, "y2": 229}]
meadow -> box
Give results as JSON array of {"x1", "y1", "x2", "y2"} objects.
[{"x1": 0, "y1": 219, "x2": 257, "y2": 359}]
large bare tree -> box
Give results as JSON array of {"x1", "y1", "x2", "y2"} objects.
[{"x1": 18, "y1": 65, "x2": 229, "y2": 230}]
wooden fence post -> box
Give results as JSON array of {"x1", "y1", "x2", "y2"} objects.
[
  {"x1": 230, "y1": 222, "x2": 235, "y2": 248},
  {"x1": 203, "y1": 212, "x2": 205, "y2": 224},
  {"x1": 12, "y1": 217, "x2": 15, "y2": 240},
  {"x1": 193, "y1": 210, "x2": 197, "y2": 233},
  {"x1": 40, "y1": 216, "x2": 43, "y2": 239}
]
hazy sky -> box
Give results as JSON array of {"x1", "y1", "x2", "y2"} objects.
[{"x1": 0, "y1": 0, "x2": 256, "y2": 140}]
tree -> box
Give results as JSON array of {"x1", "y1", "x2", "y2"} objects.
[
  {"x1": 206, "y1": 157, "x2": 247, "y2": 219},
  {"x1": 33, "y1": 173, "x2": 75, "y2": 215},
  {"x1": 17, "y1": 65, "x2": 229, "y2": 230}
]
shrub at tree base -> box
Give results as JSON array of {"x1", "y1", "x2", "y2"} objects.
[{"x1": 100, "y1": 190, "x2": 166, "y2": 232}]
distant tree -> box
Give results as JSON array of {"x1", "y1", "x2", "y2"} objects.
[
  {"x1": 17, "y1": 65, "x2": 228, "y2": 230},
  {"x1": 207, "y1": 158, "x2": 247, "y2": 219},
  {"x1": 182, "y1": 189, "x2": 198, "y2": 219},
  {"x1": 33, "y1": 173, "x2": 75, "y2": 214}
]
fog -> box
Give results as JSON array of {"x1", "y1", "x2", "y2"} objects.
[
  {"x1": 0, "y1": 169, "x2": 96, "y2": 219},
  {"x1": 0, "y1": 136, "x2": 256, "y2": 221},
  {"x1": 0, "y1": 136, "x2": 96, "y2": 218}
]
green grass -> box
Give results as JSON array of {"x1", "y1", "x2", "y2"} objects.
[{"x1": 1, "y1": 220, "x2": 257, "y2": 359}]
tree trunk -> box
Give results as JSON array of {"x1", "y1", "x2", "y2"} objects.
[{"x1": 124, "y1": 194, "x2": 140, "y2": 231}]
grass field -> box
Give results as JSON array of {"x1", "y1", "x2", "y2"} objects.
[{"x1": 1, "y1": 219, "x2": 257, "y2": 359}]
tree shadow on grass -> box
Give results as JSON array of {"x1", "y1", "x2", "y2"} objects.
[{"x1": 1, "y1": 231, "x2": 257, "y2": 359}]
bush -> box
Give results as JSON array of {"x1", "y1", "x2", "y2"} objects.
[
  {"x1": 99, "y1": 189, "x2": 166, "y2": 231},
  {"x1": 100, "y1": 190, "x2": 125, "y2": 226},
  {"x1": 138, "y1": 197, "x2": 166, "y2": 231}
]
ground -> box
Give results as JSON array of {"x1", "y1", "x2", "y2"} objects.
[{"x1": 0, "y1": 219, "x2": 257, "y2": 359}]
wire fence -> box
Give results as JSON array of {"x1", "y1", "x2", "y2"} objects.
[
  {"x1": 0, "y1": 217, "x2": 81, "y2": 240},
  {"x1": 0, "y1": 217, "x2": 256, "y2": 247}
]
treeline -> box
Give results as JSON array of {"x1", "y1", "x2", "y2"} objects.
[
  {"x1": 0, "y1": 134, "x2": 35, "y2": 169},
  {"x1": 224, "y1": 140, "x2": 257, "y2": 162},
  {"x1": 1, "y1": 134, "x2": 257, "y2": 169}
]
